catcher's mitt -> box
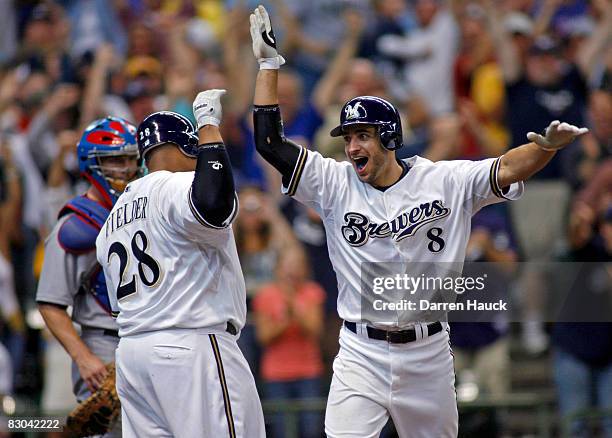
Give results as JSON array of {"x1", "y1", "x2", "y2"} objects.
[{"x1": 65, "y1": 362, "x2": 120, "y2": 437}]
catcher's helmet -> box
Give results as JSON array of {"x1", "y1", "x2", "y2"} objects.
[
  {"x1": 137, "y1": 111, "x2": 199, "y2": 159},
  {"x1": 330, "y1": 96, "x2": 403, "y2": 150},
  {"x1": 77, "y1": 117, "x2": 141, "y2": 206}
]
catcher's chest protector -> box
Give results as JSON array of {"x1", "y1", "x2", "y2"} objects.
[{"x1": 58, "y1": 196, "x2": 113, "y2": 314}]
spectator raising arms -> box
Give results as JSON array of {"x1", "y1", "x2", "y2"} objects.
[{"x1": 486, "y1": 0, "x2": 611, "y2": 179}]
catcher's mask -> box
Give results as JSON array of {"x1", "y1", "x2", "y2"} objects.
[{"x1": 77, "y1": 117, "x2": 143, "y2": 207}]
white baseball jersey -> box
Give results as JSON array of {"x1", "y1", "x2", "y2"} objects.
[
  {"x1": 95, "y1": 170, "x2": 244, "y2": 337},
  {"x1": 284, "y1": 150, "x2": 524, "y2": 328}
]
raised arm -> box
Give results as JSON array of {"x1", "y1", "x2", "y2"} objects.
[
  {"x1": 47, "y1": 130, "x2": 80, "y2": 188},
  {"x1": 79, "y1": 44, "x2": 116, "y2": 130},
  {"x1": 532, "y1": 0, "x2": 561, "y2": 37},
  {"x1": 483, "y1": 0, "x2": 522, "y2": 83},
  {"x1": 27, "y1": 83, "x2": 80, "y2": 170},
  {"x1": 377, "y1": 32, "x2": 433, "y2": 61},
  {"x1": 311, "y1": 9, "x2": 364, "y2": 114},
  {"x1": 164, "y1": 22, "x2": 197, "y2": 112},
  {"x1": 576, "y1": 1, "x2": 612, "y2": 80},
  {"x1": 190, "y1": 89, "x2": 237, "y2": 228},
  {"x1": 497, "y1": 121, "x2": 588, "y2": 188},
  {"x1": 0, "y1": 142, "x2": 22, "y2": 253},
  {"x1": 273, "y1": 0, "x2": 331, "y2": 58},
  {"x1": 251, "y1": 5, "x2": 304, "y2": 189},
  {"x1": 223, "y1": 5, "x2": 256, "y2": 115},
  {"x1": 0, "y1": 70, "x2": 19, "y2": 115}
]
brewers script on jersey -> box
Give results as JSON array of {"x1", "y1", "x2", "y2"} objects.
[{"x1": 286, "y1": 150, "x2": 524, "y2": 325}]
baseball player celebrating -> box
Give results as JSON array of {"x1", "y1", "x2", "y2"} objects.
[
  {"x1": 36, "y1": 117, "x2": 142, "y2": 437},
  {"x1": 249, "y1": 5, "x2": 588, "y2": 437},
  {"x1": 95, "y1": 91, "x2": 266, "y2": 438}
]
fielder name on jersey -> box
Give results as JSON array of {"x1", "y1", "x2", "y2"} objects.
[{"x1": 104, "y1": 196, "x2": 148, "y2": 237}]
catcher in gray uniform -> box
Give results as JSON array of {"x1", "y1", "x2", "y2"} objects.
[{"x1": 36, "y1": 117, "x2": 141, "y2": 436}]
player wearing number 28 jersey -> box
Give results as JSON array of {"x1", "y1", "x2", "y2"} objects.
[{"x1": 96, "y1": 90, "x2": 265, "y2": 438}]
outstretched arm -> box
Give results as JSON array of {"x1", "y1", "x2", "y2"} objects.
[
  {"x1": 497, "y1": 121, "x2": 588, "y2": 188},
  {"x1": 251, "y1": 5, "x2": 303, "y2": 187},
  {"x1": 190, "y1": 89, "x2": 237, "y2": 228}
]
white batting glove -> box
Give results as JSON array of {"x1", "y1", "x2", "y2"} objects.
[
  {"x1": 193, "y1": 89, "x2": 226, "y2": 129},
  {"x1": 526, "y1": 120, "x2": 589, "y2": 151},
  {"x1": 249, "y1": 5, "x2": 285, "y2": 70}
]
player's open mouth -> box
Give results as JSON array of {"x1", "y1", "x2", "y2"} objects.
[{"x1": 353, "y1": 157, "x2": 369, "y2": 173}]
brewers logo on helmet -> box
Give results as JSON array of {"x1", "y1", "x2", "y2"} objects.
[
  {"x1": 330, "y1": 96, "x2": 403, "y2": 151},
  {"x1": 137, "y1": 111, "x2": 199, "y2": 159}
]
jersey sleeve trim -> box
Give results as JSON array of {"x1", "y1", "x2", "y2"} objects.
[
  {"x1": 489, "y1": 157, "x2": 508, "y2": 199},
  {"x1": 285, "y1": 146, "x2": 308, "y2": 197},
  {"x1": 188, "y1": 188, "x2": 239, "y2": 229},
  {"x1": 36, "y1": 300, "x2": 69, "y2": 310},
  {"x1": 488, "y1": 156, "x2": 525, "y2": 201}
]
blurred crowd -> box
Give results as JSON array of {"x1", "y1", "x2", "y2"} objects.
[{"x1": 0, "y1": 0, "x2": 610, "y2": 436}]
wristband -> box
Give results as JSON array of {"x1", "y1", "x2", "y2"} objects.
[
  {"x1": 197, "y1": 142, "x2": 225, "y2": 151},
  {"x1": 253, "y1": 104, "x2": 280, "y2": 113},
  {"x1": 196, "y1": 116, "x2": 221, "y2": 129},
  {"x1": 258, "y1": 55, "x2": 285, "y2": 70}
]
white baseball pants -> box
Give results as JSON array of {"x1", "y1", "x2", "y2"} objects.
[
  {"x1": 325, "y1": 324, "x2": 458, "y2": 438},
  {"x1": 116, "y1": 326, "x2": 265, "y2": 438}
]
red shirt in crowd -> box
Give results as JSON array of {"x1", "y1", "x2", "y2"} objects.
[{"x1": 253, "y1": 282, "x2": 325, "y2": 382}]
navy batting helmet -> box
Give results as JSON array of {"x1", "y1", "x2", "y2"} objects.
[
  {"x1": 330, "y1": 96, "x2": 403, "y2": 151},
  {"x1": 137, "y1": 111, "x2": 199, "y2": 159}
]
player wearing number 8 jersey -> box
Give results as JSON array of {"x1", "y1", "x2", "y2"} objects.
[
  {"x1": 249, "y1": 5, "x2": 589, "y2": 437},
  {"x1": 95, "y1": 90, "x2": 265, "y2": 437}
]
